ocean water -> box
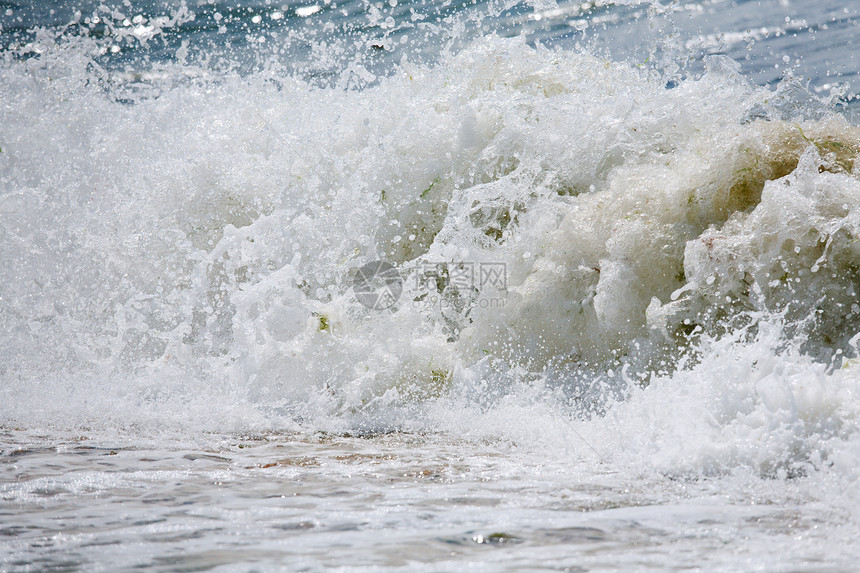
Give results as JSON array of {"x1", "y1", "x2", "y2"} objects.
[{"x1": 2, "y1": 0, "x2": 860, "y2": 570}]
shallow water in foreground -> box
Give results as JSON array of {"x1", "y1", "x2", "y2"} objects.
[{"x1": 3, "y1": 429, "x2": 858, "y2": 572}]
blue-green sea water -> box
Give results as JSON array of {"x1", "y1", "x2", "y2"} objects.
[{"x1": 3, "y1": 1, "x2": 859, "y2": 104}]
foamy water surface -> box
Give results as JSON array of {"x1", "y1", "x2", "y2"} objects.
[{"x1": 2, "y1": 0, "x2": 860, "y2": 570}]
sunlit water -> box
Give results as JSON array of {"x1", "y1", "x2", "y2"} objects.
[
  {"x1": 2, "y1": 0, "x2": 860, "y2": 570},
  {"x1": 5, "y1": 429, "x2": 859, "y2": 571}
]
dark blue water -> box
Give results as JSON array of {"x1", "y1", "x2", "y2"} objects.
[{"x1": 3, "y1": 0, "x2": 859, "y2": 111}]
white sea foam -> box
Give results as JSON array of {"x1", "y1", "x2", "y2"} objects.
[
  {"x1": 3, "y1": 4, "x2": 860, "y2": 570},
  {"x1": 1, "y1": 19, "x2": 859, "y2": 487}
]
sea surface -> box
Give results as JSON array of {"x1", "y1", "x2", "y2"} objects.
[{"x1": 2, "y1": 0, "x2": 860, "y2": 571}]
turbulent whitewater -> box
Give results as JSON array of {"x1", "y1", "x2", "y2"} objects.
[{"x1": 2, "y1": 1, "x2": 860, "y2": 570}]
